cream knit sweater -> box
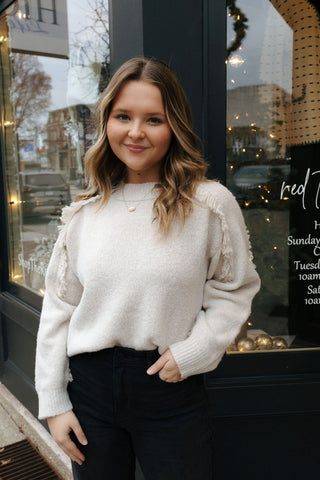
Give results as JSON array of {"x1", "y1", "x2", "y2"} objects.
[{"x1": 35, "y1": 180, "x2": 260, "y2": 419}]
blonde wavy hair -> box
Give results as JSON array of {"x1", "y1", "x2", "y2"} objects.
[{"x1": 77, "y1": 57, "x2": 208, "y2": 235}]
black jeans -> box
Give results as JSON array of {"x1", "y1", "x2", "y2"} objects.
[{"x1": 67, "y1": 346, "x2": 213, "y2": 480}]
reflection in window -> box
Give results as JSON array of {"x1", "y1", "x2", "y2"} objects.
[
  {"x1": 0, "y1": 0, "x2": 110, "y2": 295},
  {"x1": 226, "y1": 0, "x2": 320, "y2": 352}
]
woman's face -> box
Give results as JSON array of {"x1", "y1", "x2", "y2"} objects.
[{"x1": 107, "y1": 80, "x2": 172, "y2": 183}]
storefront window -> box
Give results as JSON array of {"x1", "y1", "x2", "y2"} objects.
[
  {"x1": 0, "y1": 0, "x2": 110, "y2": 295},
  {"x1": 226, "y1": 0, "x2": 320, "y2": 352}
]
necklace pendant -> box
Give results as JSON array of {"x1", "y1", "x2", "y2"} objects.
[{"x1": 128, "y1": 206, "x2": 136, "y2": 212}]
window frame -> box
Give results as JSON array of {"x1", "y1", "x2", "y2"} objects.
[
  {"x1": 0, "y1": 0, "x2": 15, "y2": 294},
  {"x1": 206, "y1": 0, "x2": 320, "y2": 379},
  {"x1": 0, "y1": 0, "x2": 44, "y2": 310}
]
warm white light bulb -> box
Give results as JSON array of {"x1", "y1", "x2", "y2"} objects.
[{"x1": 229, "y1": 55, "x2": 245, "y2": 67}]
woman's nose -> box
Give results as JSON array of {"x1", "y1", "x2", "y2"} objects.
[{"x1": 128, "y1": 121, "x2": 145, "y2": 139}]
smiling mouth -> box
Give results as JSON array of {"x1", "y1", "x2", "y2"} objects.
[{"x1": 124, "y1": 144, "x2": 149, "y2": 153}]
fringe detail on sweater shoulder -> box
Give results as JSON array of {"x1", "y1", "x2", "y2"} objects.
[
  {"x1": 59, "y1": 195, "x2": 102, "y2": 228},
  {"x1": 194, "y1": 182, "x2": 235, "y2": 283},
  {"x1": 56, "y1": 195, "x2": 101, "y2": 299}
]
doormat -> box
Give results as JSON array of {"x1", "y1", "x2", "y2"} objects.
[{"x1": 0, "y1": 438, "x2": 61, "y2": 479}]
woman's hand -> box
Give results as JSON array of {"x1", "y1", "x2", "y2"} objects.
[
  {"x1": 147, "y1": 349, "x2": 182, "y2": 382},
  {"x1": 47, "y1": 411, "x2": 88, "y2": 465}
]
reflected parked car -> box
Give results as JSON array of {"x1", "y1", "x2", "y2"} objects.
[
  {"x1": 232, "y1": 164, "x2": 290, "y2": 207},
  {"x1": 19, "y1": 171, "x2": 71, "y2": 218}
]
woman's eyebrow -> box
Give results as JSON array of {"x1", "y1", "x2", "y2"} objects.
[{"x1": 112, "y1": 108, "x2": 166, "y2": 117}]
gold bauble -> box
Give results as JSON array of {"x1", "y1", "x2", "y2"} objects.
[
  {"x1": 272, "y1": 337, "x2": 288, "y2": 349},
  {"x1": 255, "y1": 334, "x2": 273, "y2": 350},
  {"x1": 237, "y1": 337, "x2": 256, "y2": 352}
]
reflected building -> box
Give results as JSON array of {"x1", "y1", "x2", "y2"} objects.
[
  {"x1": 46, "y1": 105, "x2": 95, "y2": 180},
  {"x1": 227, "y1": 83, "x2": 292, "y2": 165}
]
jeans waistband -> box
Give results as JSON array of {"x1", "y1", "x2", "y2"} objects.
[
  {"x1": 70, "y1": 346, "x2": 160, "y2": 367},
  {"x1": 113, "y1": 346, "x2": 159, "y2": 362}
]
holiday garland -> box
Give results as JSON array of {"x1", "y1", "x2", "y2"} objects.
[
  {"x1": 226, "y1": 0, "x2": 249, "y2": 59},
  {"x1": 227, "y1": 0, "x2": 320, "y2": 61}
]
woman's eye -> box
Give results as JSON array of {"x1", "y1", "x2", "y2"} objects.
[
  {"x1": 148, "y1": 117, "x2": 162, "y2": 124},
  {"x1": 116, "y1": 114, "x2": 129, "y2": 121}
]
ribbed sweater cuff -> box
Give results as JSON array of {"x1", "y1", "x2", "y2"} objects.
[
  {"x1": 170, "y1": 336, "x2": 216, "y2": 379},
  {"x1": 38, "y1": 388, "x2": 73, "y2": 420}
]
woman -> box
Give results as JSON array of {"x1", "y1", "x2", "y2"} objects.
[{"x1": 35, "y1": 57, "x2": 260, "y2": 479}]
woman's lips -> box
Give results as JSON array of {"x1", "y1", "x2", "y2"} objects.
[{"x1": 124, "y1": 144, "x2": 149, "y2": 153}]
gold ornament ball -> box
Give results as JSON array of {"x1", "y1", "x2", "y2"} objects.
[
  {"x1": 255, "y1": 334, "x2": 273, "y2": 350},
  {"x1": 272, "y1": 337, "x2": 288, "y2": 349},
  {"x1": 237, "y1": 337, "x2": 256, "y2": 352}
]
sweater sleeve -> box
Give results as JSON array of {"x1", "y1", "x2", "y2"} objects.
[
  {"x1": 35, "y1": 226, "x2": 83, "y2": 420},
  {"x1": 169, "y1": 184, "x2": 261, "y2": 378}
]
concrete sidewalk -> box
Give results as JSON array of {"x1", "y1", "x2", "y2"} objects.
[{"x1": 0, "y1": 383, "x2": 72, "y2": 479}]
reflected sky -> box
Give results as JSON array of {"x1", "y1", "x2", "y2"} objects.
[
  {"x1": 9, "y1": 0, "x2": 109, "y2": 111},
  {"x1": 227, "y1": 0, "x2": 292, "y2": 94}
]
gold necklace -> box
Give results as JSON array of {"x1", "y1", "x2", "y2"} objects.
[{"x1": 121, "y1": 183, "x2": 154, "y2": 212}]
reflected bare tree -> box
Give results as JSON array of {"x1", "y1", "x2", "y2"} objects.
[
  {"x1": 10, "y1": 53, "x2": 52, "y2": 140},
  {"x1": 72, "y1": 0, "x2": 110, "y2": 92}
]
